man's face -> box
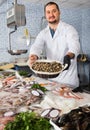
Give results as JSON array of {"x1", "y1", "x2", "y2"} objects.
[{"x1": 45, "y1": 4, "x2": 60, "y2": 24}]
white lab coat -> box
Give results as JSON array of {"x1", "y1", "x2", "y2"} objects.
[{"x1": 30, "y1": 21, "x2": 80, "y2": 87}]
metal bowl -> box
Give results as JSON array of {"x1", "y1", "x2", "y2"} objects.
[{"x1": 8, "y1": 50, "x2": 27, "y2": 55}]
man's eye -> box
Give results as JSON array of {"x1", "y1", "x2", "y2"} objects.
[
  {"x1": 53, "y1": 10, "x2": 57, "y2": 13},
  {"x1": 47, "y1": 11, "x2": 50, "y2": 14}
]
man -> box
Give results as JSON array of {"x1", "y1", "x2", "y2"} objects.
[{"x1": 29, "y1": 2, "x2": 80, "y2": 88}]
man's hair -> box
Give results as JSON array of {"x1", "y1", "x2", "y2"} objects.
[{"x1": 44, "y1": 2, "x2": 60, "y2": 12}]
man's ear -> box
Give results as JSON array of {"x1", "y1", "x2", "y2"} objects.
[{"x1": 59, "y1": 10, "x2": 61, "y2": 15}]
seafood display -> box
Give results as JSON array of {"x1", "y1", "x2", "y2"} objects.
[
  {"x1": 0, "y1": 71, "x2": 48, "y2": 129},
  {"x1": 51, "y1": 105, "x2": 90, "y2": 130},
  {"x1": 0, "y1": 70, "x2": 90, "y2": 130}
]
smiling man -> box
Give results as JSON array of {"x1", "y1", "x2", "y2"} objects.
[{"x1": 29, "y1": 2, "x2": 80, "y2": 88}]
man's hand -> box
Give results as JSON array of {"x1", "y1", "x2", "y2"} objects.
[
  {"x1": 29, "y1": 54, "x2": 38, "y2": 67},
  {"x1": 63, "y1": 55, "x2": 71, "y2": 70}
]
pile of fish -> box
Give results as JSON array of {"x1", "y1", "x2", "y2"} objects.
[
  {"x1": 53, "y1": 105, "x2": 90, "y2": 130},
  {"x1": 52, "y1": 86, "x2": 83, "y2": 99},
  {"x1": 0, "y1": 71, "x2": 47, "y2": 130}
]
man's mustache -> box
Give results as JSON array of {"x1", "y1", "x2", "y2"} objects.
[{"x1": 49, "y1": 16, "x2": 55, "y2": 19}]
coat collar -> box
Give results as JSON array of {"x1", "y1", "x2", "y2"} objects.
[{"x1": 46, "y1": 22, "x2": 62, "y2": 39}]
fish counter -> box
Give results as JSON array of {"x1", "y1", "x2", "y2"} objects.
[{"x1": 0, "y1": 70, "x2": 90, "y2": 130}]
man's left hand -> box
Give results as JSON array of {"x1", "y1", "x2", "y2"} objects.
[{"x1": 63, "y1": 55, "x2": 71, "y2": 70}]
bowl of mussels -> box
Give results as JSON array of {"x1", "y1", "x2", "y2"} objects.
[{"x1": 30, "y1": 59, "x2": 67, "y2": 78}]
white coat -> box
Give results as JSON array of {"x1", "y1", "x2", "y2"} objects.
[{"x1": 30, "y1": 21, "x2": 80, "y2": 87}]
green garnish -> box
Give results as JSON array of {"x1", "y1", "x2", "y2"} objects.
[
  {"x1": 4, "y1": 112, "x2": 51, "y2": 130},
  {"x1": 19, "y1": 70, "x2": 29, "y2": 76},
  {"x1": 31, "y1": 83, "x2": 47, "y2": 92}
]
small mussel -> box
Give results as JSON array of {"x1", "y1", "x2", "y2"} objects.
[{"x1": 54, "y1": 105, "x2": 90, "y2": 130}]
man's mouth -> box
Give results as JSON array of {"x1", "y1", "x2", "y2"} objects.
[{"x1": 49, "y1": 16, "x2": 55, "y2": 20}]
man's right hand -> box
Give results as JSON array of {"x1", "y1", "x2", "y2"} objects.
[{"x1": 29, "y1": 54, "x2": 38, "y2": 67}]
